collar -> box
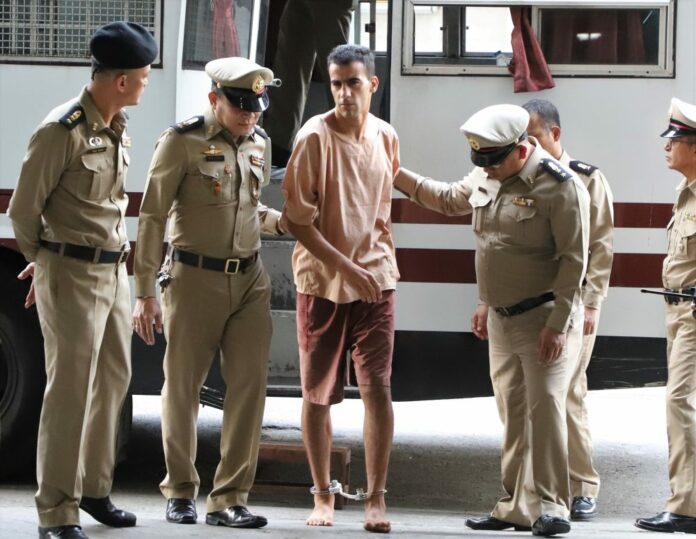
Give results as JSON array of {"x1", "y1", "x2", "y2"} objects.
[
  {"x1": 515, "y1": 140, "x2": 547, "y2": 188},
  {"x1": 78, "y1": 86, "x2": 127, "y2": 135}
]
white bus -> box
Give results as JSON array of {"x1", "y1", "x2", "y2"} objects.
[{"x1": 0, "y1": 0, "x2": 689, "y2": 471}]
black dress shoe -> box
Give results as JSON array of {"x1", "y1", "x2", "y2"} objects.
[
  {"x1": 79, "y1": 496, "x2": 136, "y2": 528},
  {"x1": 635, "y1": 511, "x2": 696, "y2": 533},
  {"x1": 166, "y1": 498, "x2": 197, "y2": 524},
  {"x1": 38, "y1": 525, "x2": 88, "y2": 538},
  {"x1": 571, "y1": 496, "x2": 597, "y2": 520},
  {"x1": 532, "y1": 515, "x2": 571, "y2": 536},
  {"x1": 206, "y1": 506, "x2": 268, "y2": 528},
  {"x1": 465, "y1": 515, "x2": 532, "y2": 531}
]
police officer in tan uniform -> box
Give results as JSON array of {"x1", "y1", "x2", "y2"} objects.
[
  {"x1": 395, "y1": 104, "x2": 589, "y2": 537},
  {"x1": 132, "y1": 57, "x2": 283, "y2": 529},
  {"x1": 523, "y1": 99, "x2": 614, "y2": 520},
  {"x1": 635, "y1": 98, "x2": 696, "y2": 534},
  {"x1": 7, "y1": 22, "x2": 157, "y2": 539},
  {"x1": 263, "y1": 0, "x2": 354, "y2": 165}
]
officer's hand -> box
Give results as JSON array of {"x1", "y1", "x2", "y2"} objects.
[
  {"x1": 538, "y1": 326, "x2": 566, "y2": 365},
  {"x1": 583, "y1": 306, "x2": 598, "y2": 336},
  {"x1": 471, "y1": 304, "x2": 489, "y2": 340},
  {"x1": 132, "y1": 297, "x2": 163, "y2": 346},
  {"x1": 17, "y1": 262, "x2": 36, "y2": 308},
  {"x1": 342, "y1": 262, "x2": 382, "y2": 303}
]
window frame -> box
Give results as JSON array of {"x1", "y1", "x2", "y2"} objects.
[
  {"x1": 401, "y1": 0, "x2": 675, "y2": 77},
  {"x1": 0, "y1": 0, "x2": 163, "y2": 67}
]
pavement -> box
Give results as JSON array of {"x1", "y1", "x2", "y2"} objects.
[{"x1": 0, "y1": 387, "x2": 673, "y2": 538}]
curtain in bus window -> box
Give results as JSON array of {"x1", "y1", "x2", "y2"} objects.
[
  {"x1": 213, "y1": 0, "x2": 241, "y2": 58},
  {"x1": 540, "y1": 10, "x2": 647, "y2": 65},
  {"x1": 508, "y1": 8, "x2": 555, "y2": 93}
]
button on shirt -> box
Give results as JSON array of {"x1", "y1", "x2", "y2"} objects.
[
  {"x1": 663, "y1": 179, "x2": 696, "y2": 289},
  {"x1": 9, "y1": 86, "x2": 129, "y2": 261},
  {"x1": 134, "y1": 107, "x2": 282, "y2": 297},
  {"x1": 395, "y1": 142, "x2": 589, "y2": 333}
]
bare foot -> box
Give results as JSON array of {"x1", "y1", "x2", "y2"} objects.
[
  {"x1": 364, "y1": 494, "x2": 390, "y2": 533},
  {"x1": 306, "y1": 494, "x2": 335, "y2": 526}
]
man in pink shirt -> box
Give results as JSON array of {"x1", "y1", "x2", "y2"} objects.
[{"x1": 281, "y1": 44, "x2": 400, "y2": 533}]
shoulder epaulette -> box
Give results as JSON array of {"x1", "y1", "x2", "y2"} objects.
[
  {"x1": 540, "y1": 158, "x2": 572, "y2": 182},
  {"x1": 569, "y1": 160, "x2": 598, "y2": 176},
  {"x1": 254, "y1": 125, "x2": 269, "y2": 140},
  {"x1": 172, "y1": 115, "x2": 204, "y2": 134},
  {"x1": 58, "y1": 104, "x2": 85, "y2": 130}
]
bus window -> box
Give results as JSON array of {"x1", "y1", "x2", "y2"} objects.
[
  {"x1": 182, "y1": 0, "x2": 256, "y2": 70},
  {"x1": 0, "y1": 0, "x2": 161, "y2": 65}
]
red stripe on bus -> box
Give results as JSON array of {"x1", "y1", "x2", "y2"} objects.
[
  {"x1": 396, "y1": 248, "x2": 664, "y2": 288},
  {"x1": 392, "y1": 199, "x2": 672, "y2": 229},
  {"x1": 0, "y1": 189, "x2": 676, "y2": 228}
]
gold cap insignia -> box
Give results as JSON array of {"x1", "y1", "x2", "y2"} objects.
[
  {"x1": 252, "y1": 76, "x2": 265, "y2": 94},
  {"x1": 468, "y1": 137, "x2": 480, "y2": 151}
]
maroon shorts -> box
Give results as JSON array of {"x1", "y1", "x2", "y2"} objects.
[{"x1": 297, "y1": 290, "x2": 395, "y2": 405}]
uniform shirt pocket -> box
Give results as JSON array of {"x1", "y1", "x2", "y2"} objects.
[
  {"x1": 469, "y1": 190, "x2": 492, "y2": 234},
  {"x1": 179, "y1": 162, "x2": 234, "y2": 205},
  {"x1": 679, "y1": 219, "x2": 696, "y2": 259},
  {"x1": 60, "y1": 152, "x2": 113, "y2": 201},
  {"x1": 499, "y1": 202, "x2": 545, "y2": 245},
  {"x1": 249, "y1": 164, "x2": 264, "y2": 204}
]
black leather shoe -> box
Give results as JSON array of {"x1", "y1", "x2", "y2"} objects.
[
  {"x1": 571, "y1": 496, "x2": 597, "y2": 520},
  {"x1": 166, "y1": 498, "x2": 197, "y2": 524},
  {"x1": 206, "y1": 506, "x2": 268, "y2": 528},
  {"x1": 465, "y1": 515, "x2": 532, "y2": 531},
  {"x1": 635, "y1": 512, "x2": 696, "y2": 533},
  {"x1": 532, "y1": 515, "x2": 571, "y2": 536},
  {"x1": 79, "y1": 496, "x2": 136, "y2": 528},
  {"x1": 38, "y1": 525, "x2": 88, "y2": 538}
]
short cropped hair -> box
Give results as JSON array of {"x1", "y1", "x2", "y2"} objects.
[
  {"x1": 327, "y1": 44, "x2": 375, "y2": 78},
  {"x1": 522, "y1": 99, "x2": 561, "y2": 131},
  {"x1": 91, "y1": 58, "x2": 122, "y2": 81}
]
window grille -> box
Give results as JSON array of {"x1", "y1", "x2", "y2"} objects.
[{"x1": 0, "y1": 0, "x2": 161, "y2": 65}]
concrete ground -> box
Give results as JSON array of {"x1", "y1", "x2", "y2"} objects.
[{"x1": 0, "y1": 387, "x2": 673, "y2": 538}]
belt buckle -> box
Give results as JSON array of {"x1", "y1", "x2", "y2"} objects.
[
  {"x1": 224, "y1": 258, "x2": 240, "y2": 274},
  {"x1": 119, "y1": 251, "x2": 130, "y2": 264}
]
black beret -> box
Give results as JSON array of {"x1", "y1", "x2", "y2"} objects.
[{"x1": 89, "y1": 22, "x2": 158, "y2": 69}]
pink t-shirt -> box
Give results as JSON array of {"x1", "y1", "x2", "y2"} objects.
[{"x1": 282, "y1": 112, "x2": 400, "y2": 303}]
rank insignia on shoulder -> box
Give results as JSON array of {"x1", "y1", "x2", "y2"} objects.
[
  {"x1": 250, "y1": 155, "x2": 265, "y2": 168},
  {"x1": 512, "y1": 196, "x2": 535, "y2": 207},
  {"x1": 540, "y1": 158, "x2": 572, "y2": 182},
  {"x1": 478, "y1": 186, "x2": 488, "y2": 194},
  {"x1": 59, "y1": 104, "x2": 85, "y2": 130},
  {"x1": 172, "y1": 115, "x2": 204, "y2": 134},
  {"x1": 569, "y1": 160, "x2": 598, "y2": 176}
]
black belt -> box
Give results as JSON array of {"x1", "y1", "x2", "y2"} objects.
[
  {"x1": 40, "y1": 240, "x2": 129, "y2": 264},
  {"x1": 493, "y1": 292, "x2": 555, "y2": 317},
  {"x1": 172, "y1": 248, "x2": 258, "y2": 274},
  {"x1": 664, "y1": 287, "x2": 696, "y2": 305}
]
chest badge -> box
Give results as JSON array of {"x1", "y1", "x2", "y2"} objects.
[
  {"x1": 121, "y1": 135, "x2": 132, "y2": 148},
  {"x1": 89, "y1": 136, "x2": 103, "y2": 147},
  {"x1": 213, "y1": 179, "x2": 222, "y2": 196},
  {"x1": 203, "y1": 144, "x2": 225, "y2": 162},
  {"x1": 250, "y1": 154, "x2": 265, "y2": 169},
  {"x1": 224, "y1": 164, "x2": 233, "y2": 175},
  {"x1": 512, "y1": 196, "x2": 535, "y2": 207}
]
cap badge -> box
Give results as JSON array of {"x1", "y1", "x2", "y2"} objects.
[
  {"x1": 252, "y1": 76, "x2": 265, "y2": 94},
  {"x1": 468, "y1": 137, "x2": 480, "y2": 151},
  {"x1": 89, "y1": 136, "x2": 103, "y2": 147}
]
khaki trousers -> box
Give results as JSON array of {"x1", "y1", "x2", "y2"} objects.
[
  {"x1": 33, "y1": 248, "x2": 131, "y2": 527},
  {"x1": 263, "y1": 0, "x2": 353, "y2": 151},
  {"x1": 159, "y1": 259, "x2": 272, "y2": 512},
  {"x1": 665, "y1": 301, "x2": 696, "y2": 517},
  {"x1": 567, "y1": 305, "x2": 601, "y2": 498},
  {"x1": 489, "y1": 303, "x2": 583, "y2": 526}
]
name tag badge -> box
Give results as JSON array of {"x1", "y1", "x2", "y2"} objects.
[
  {"x1": 86, "y1": 146, "x2": 107, "y2": 154},
  {"x1": 512, "y1": 196, "x2": 535, "y2": 207}
]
